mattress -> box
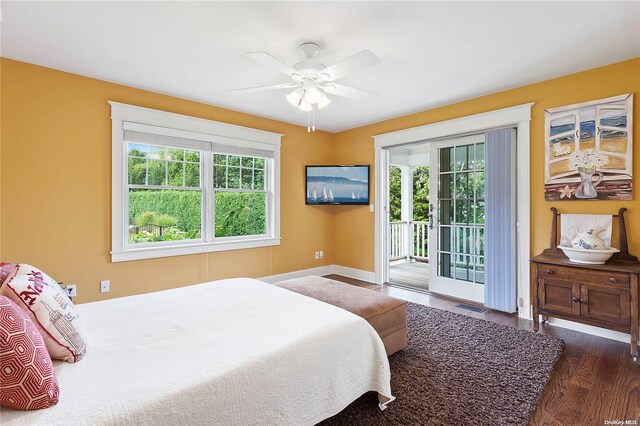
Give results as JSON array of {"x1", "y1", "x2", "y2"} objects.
[{"x1": 0, "y1": 278, "x2": 393, "y2": 425}]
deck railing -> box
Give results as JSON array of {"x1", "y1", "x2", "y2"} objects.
[
  {"x1": 390, "y1": 221, "x2": 407, "y2": 260},
  {"x1": 412, "y1": 221, "x2": 429, "y2": 260},
  {"x1": 390, "y1": 221, "x2": 429, "y2": 261}
]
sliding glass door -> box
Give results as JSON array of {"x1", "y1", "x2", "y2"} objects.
[{"x1": 428, "y1": 134, "x2": 485, "y2": 303}]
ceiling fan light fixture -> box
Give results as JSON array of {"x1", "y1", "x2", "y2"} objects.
[
  {"x1": 316, "y1": 92, "x2": 331, "y2": 110},
  {"x1": 298, "y1": 99, "x2": 313, "y2": 112},
  {"x1": 285, "y1": 88, "x2": 304, "y2": 108},
  {"x1": 304, "y1": 86, "x2": 323, "y2": 104}
]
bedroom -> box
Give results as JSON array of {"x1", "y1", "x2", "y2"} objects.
[{"x1": 1, "y1": 1, "x2": 639, "y2": 425}]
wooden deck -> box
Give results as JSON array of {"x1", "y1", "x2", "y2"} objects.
[{"x1": 389, "y1": 261, "x2": 429, "y2": 290}]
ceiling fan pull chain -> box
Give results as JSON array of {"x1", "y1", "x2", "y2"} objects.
[
  {"x1": 312, "y1": 105, "x2": 316, "y2": 132},
  {"x1": 307, "y1": 109, "x2": 311, "y2": 132}
]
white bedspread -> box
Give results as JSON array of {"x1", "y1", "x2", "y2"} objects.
[{"x1": 1, "y1": 278, "x2": 393, "y2": 425}]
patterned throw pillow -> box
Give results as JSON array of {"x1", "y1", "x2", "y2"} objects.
[
  {"x1": 0, "y1": 263, "x2": 18, "y2": 287},
  {"x1": 0, "y1": 264, "x2": 87, "y2": 363},
  {"x1": 0, "y1": 296, "x2": 60, "y2": 410}
]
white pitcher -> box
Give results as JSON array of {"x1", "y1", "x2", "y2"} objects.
[{"x1": 571, "y1": 226, "x2": 606, "y2": 251}]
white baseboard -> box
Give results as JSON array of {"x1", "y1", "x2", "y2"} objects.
[
  {"x1": 331, "y1": 265, "x2": 376, "y2": 283},
  {"x1": 259, "y1": 265, "x2": 334, "y2": 284},
  {"x1": 260, "y1": 264, "x2": 376, "y2": 284}
]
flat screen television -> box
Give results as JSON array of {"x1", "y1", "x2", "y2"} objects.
[{"x1": 305, "y1": 165, "x2": 370, "y2": 205}]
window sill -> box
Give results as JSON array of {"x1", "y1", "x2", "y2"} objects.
[{"x1": 111, "y1": 237, "x2": 281, "y2": 263}]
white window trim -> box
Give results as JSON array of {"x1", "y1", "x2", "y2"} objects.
[
  {"x1": 373, "y1": 102, "x2": 533, "y2": 320},
  {"x1": 110, "y1": 101, "x2": 282, "y2": 263}
]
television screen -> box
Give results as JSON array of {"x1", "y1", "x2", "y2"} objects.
[{"x1": 305, "y1": 165, "x2": 370, "y2": 205}]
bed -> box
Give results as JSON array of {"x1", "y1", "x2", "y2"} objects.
[{"x1": 0, "y1": 277, "x2": 393, "y2": 425}]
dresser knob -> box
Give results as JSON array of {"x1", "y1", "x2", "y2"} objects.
[
  {"x1": 572, "y1": 296, "x2": 585, "y2": 303},
  {"x1": 546, "y1": 269, "x2": 554, "y2": 275},
  {"x1": 609, "y1": 277, "x2": 617, "y2": 283}
]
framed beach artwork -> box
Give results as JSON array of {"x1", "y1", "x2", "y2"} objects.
[{"x1": 544, "y1": 93, "x2": 633, "y2": 201}]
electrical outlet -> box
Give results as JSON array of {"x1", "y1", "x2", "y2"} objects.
[
  {"x1": 65, "y1": 284, "x2": 77, "y2": 298},
  {"x1": 319, "y1": 251, "x2": 324, "y2": 259},
  {"x1": 100, "y1": 280, "x2": 110, "y2": 293},
  {"x1": 314, "y1": 251, "x2": 320, "y2": 260}
]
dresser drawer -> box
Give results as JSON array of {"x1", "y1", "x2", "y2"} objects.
[{"x1": 537, "y1": 264, "x2": 630, "y2": 288}]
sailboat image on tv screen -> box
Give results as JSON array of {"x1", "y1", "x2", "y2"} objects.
[{"x1": 306, "y1": 165, "x2": 369, "y2": 205}]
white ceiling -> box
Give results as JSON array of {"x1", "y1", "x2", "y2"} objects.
[{"x1": 2, "y1": 1, "x2": 639, "y2": 132}]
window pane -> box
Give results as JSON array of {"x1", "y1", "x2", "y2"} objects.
[
  {"x1": 213, "y1": 165, "x2": 227, "y2": 188},
  {"x1": 128, "y1": 143, "x2": 147, "y2": 157},
  {"x1": 454, "y1": 172, "x2": 471, "y2": 199},
  {"x1": 440, "y1": 147, "x2": 454, "y2": 173},
  {"x1": 168, "y1": 161, "x2": 184, "y2": 187},
  {"x1": 214, "y1": 192, "x2": 266, "y2": 237},
  {"x1": 147, "y1": 159, "x2": 167, "y2": 185},
  {"x1": 254, "y1": 158, "x2": 265, "y2": 169},
  {"x1": 128, "y1": 157, "x2": 146, "y2": 185},
  {"x1": 254, "y1": 169, "x2": 265, "y2": 190},
  {"x1": 148, "y1": 145, "x2": 166, "y2": 160},
  {"x1": 475, "y1": 143, "x2": 485, "y2": 170},
  {"x1": 241, "y1": 169, "x2": 253, "y2": 189},
  {"x1": 455, "y1": 145, "x2": 470, "y2": 171},
  {"x1": 227, "y1": 166, "x2": 240, "y2": 188},
  {"x1": 185, "y1": 163, "x2": 200, "y2": 187},
  {"x1": 228, "y1": 155, "x2": 241, "y2": 167},
  {"x1": 185, "y1": 150, "x2": 200, "y2": 163},
  {"x1": 241, "y1": 156, "x2": 254, "y2": 168},
  {"x1": 214, "y1": 154, "x2": 227, "y2": 165},
  {"x1": 168, "y1": 148, "x2": 184, "y2": 161},
  {"x1": 128, "y1": 189, "x2": 201, "y2": 244}
]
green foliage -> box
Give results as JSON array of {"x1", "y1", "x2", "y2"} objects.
[
  {"x1": 154, "y1": 214, "x2": 178, "y2": 227},
  {"x1": 412, "y1": 166, "x2": 430, "y2": 222},
  {"x1": 389, "y1": 166, "x2": 402, "y2": 222},
  {"x1": 133, "y1": 211, "x2": 156, "y2": 226},
  {"x1": 129, "y1": 190, "x2": 201, "y2": 232},
  {"x1": 128, "y1": 190, "x2": 266, "y2": 240},
  {"x1": 215, "y1": 192, "x2": 266, "y2": 237},
  {"x1": 129, "y1": 227, "x2": 197, "y2": 244}
]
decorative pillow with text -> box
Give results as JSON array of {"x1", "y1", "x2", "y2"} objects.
[{"x1": 0, "y1": 264, "x2": 87, "y2": 363}]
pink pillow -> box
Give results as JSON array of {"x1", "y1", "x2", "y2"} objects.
[
  {"x1": 0, "y1": 263, "x2": 18, "y2": 287},
  {"x1": 0, "y1": 296, "x2": 60, "y2": 410},
  {"x1": 0, "y1": 264, "x2": 87, "y2": 363}
]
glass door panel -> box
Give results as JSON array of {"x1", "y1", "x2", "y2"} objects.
[{"x1": 429, "y1": 134, "x2": 486, "y2": 303}]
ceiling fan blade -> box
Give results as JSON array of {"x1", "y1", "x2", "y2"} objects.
[
  {"x1": 246, "y1": 52, "x2": 303, "y2": 80},
  {"x1": 322, "y1": 83, "x2": 379, "y2": 100},
  {"x1": 319, "y1": 50, "x2": 380, "y2": 82},
  {"x1": 231, "y1": 82, "x2": 299, "y2": 94}
]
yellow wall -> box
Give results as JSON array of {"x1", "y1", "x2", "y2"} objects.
[
  {"x1": 1, "y1": 58, "x2": 335, "y2": 303},
  {"x1": 2, "y1": 57, "x2": 639, "y2": 304},
  {"x1": 333, "y1": 58, "x2": 640, "y2": 273}
]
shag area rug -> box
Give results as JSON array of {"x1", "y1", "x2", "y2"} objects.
[{"x1": 320, "y1": 302, "x2": 564, "y2": 425}]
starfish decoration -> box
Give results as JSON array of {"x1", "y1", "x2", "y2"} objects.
[{"x1": 559, "y1": 185, "x2": 575, "y2": 199}]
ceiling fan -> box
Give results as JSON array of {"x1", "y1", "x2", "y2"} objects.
[{"x1": 232, "y1": 42, "x2": 381, "y2": 131}]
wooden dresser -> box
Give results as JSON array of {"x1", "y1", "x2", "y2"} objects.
[
  {"x1": 531, "y1": 255, "x2": 639, "y2": 360},
  {"x1": 532, "y1": 207, "x2": 640, "y2": 361}
]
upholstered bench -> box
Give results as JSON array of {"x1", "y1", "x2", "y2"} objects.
[{"x1": 275, "y1": 276, "x2": 407, "y2": 356}]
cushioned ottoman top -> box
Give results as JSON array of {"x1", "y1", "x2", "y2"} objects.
[{"x1": 275, "y1": 275, "x2": 406, "y2": 332}]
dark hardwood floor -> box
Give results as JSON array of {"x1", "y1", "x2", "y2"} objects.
[{"x1": 325, "y1": 274, "x2": 640, "y2": 426}]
